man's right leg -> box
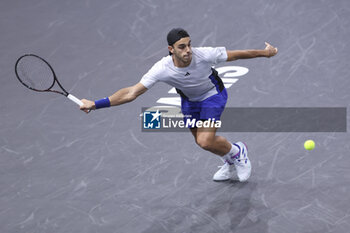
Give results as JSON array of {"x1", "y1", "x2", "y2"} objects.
[
  {"x1": 184, "y1": 89, "x2": 251, "y2": 182},
  {"x1": 190, "y1": 126, "x2": 232, "y2": 156},
  {"x1": 189, "y1": 126, "x2": 251, "y2": 182}
]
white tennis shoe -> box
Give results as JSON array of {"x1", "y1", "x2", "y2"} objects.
[
  {"x1": 213, "y1": 162, "x2": 235, "y2": 181},
  {"x1": 213, "y1": 142, "x2": 251, "y2": 182}
]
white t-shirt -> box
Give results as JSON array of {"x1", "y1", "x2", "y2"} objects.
[{"x1": 140, "y1": 47, "x2": 228, "y2": 101}]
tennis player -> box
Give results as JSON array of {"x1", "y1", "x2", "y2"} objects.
[{"x1": 80, "y1": 28, "x2": 278, "y2": 182}]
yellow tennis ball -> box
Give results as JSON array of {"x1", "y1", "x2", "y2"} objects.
[{"x1": 304, "y1": 140, "x2": 315, "y2": 150}]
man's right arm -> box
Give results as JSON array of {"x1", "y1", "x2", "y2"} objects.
[{"x1": 80, "y1": 82, "x2": 148, "y2": 113}]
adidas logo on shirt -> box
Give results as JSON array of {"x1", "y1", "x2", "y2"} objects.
[{"x1": 184, "y1": 72, "x2": 190, "y2": 76}]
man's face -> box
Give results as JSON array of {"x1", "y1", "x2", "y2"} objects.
[{"x1": 169, "y1": 37, "x2": 192, "y2": 66}]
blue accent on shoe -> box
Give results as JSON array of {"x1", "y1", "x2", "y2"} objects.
[
  {"x1": 225, "y1": 159, "x2": 234, "y2": 165},
  {"x1": 232, "y1": 143, "x2": 241, "y2": 160}
]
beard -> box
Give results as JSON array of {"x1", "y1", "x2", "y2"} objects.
[{"x1": 173, "y1": 52, "x2": 192, "y2": 65}]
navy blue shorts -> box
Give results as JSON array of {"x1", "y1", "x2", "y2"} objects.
[{"x1": 181, "y1": 88, "x2": 228, "y2": 123}]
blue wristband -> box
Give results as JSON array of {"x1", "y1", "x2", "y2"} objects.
[{"x1": 94, "y1": 97, "x2": 111, "y2": 109}]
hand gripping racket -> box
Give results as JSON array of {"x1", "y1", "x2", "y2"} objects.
[{"x1": 15, "y1": 54, "x2": 84, "y2": 107}]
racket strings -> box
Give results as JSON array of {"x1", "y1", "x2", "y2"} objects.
[{"x1": 16, "y1": 56, "x2": 55, "y2": 91}]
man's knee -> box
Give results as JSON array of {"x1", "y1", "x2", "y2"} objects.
[{"x1": 196, "y1": 136, "x2": 214, "y2": 151}]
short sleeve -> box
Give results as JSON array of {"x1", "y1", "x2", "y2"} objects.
[
  {"x1": 140, "y1": 73, "x2": 157, "y2": 89},
  {"x1": 139, "y1": 61, "x2": 163, "y2": 89},
  {"x1": 193, "y1": 47, "x2": 228, "y2": 65}
]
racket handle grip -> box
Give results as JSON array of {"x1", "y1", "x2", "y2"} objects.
[{"x1": 67, "y1": 94, "x2": 83, "y2": 106}]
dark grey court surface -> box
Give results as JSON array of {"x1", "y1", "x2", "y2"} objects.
[{"x1": 1, "y1": 0, "x2": 350, "y2": 232}]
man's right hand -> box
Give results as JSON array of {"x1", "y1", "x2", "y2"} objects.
[{"x1": 80, "y1": 99, "x2": 95, "y2": 113}]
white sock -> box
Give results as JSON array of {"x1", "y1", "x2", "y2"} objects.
[{"x1": 222, "y1": 143, "x2": 240, "y2": 164}]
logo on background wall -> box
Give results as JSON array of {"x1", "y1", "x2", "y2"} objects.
[
  {"x1": 155, "y1": 66, "x2": 249, "y2": 107},
  {"x1": 143, "y1": 110, "x2": 162, "y2": 129}
]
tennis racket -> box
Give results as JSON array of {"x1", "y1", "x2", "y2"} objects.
[{"x1": 15, "y1": 54, "x2": 84, "y2": 107}]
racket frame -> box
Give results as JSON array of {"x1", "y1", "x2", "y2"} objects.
[
  {"x1": 15, "y1": 54, "x2": 84, "y2": 107},
  {"x1": 15, "y1": 54, "x2": 69, "y2": 96}
]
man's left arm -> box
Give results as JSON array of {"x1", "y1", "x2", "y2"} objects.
[{"x1": 226, "y1": 42, "x2": 278, "y2": 61}]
